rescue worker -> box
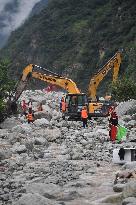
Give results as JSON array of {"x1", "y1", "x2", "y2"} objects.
[
  {"x1": 21, "y1": 100, "x2": 27, "y2": 115},
  {"x1": 26, "y1": 110, "x2": 34, "y2": 124},
  {"x1": 109, "y1": 106, "x2": 118, "y2": 142},
  {"x1": 61, "y1": 97, "x2": 66, "y2": 112},
  {"x1": 81, "y1": 106, "x2": 88, "y2": 128},
  {"x1": 61, "y1": 97, "x2": 66, "y2": 119}
]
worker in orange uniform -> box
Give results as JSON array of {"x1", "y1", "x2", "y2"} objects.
[
  {"x1": 61, "y1": 97, "x2": 66, "y2": 119},
  {"x1": 26, "y1": 110, "x2": 34, "y2": 124},
  {"x1": 60, "y1": 97, "x2": 65, "y2": 112},
  {"x1": 81, "y1": 106, "x2": 88, "y2": 128}
]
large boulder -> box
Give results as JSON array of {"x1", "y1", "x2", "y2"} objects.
[
  {"x1": 0, "y1": 117, "x2": 21, "y2": 129},
  {"x1": 43, "y1": 128, "x2": 61, "y2": 142},
  {"x1": 25, "y1": 183, "x2": 61, "y2": 199},
  {"x1": 34, "y1": 111, "x2": 52, "y2": 121},
  {"x1": 0, "y1": 148, "x2": 12, "y2": 160},
  {"x1": 12, "y1": 123, "x2": 32, "y2": 134},
  {"x1": 122, "y1": 181, "x2": 136, "y2": 198},
  {"x1": 122, "y1": 197, "x2": 136, "y2": 205},
  {"x1": 13, "y1": 193, "x2": 59, "y2": 205},
  {"x1": 11, "y1": 143, "x2": 27, "y2": 154},
  {"x1": 113, "y1": 184, "x2": 126, "y2": 192},
  {"x1": 34, "y1": 118, "x2": 50, "y2": 127},
  {"x1": 34, "y1": 137, "x2": 49, "y2": 146},
  {"x1": 122, "y1": 162, "x2": 136, "y2": 170}
]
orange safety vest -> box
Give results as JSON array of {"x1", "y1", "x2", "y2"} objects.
[
  {"x1": 27, "y1": 113, "x2": 33, "y2": 121},
  {"x1": 81, "y1": 109, "x2": 88, "y2": 118},
  {"x1": 61, "y1": 101, "x2": 66, "y2": 111}
]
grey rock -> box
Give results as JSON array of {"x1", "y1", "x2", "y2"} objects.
[
  {"x1": 0, "y1": 149, "x2": 11, "y2": 160},
  {"x1": 122, "y1": 162, "x2": 136, "y2": 170},
  {"x1": 25, "y1": 183, "x2": 61, "y2": 199},
  {"x1": 123, "y1": 181, "x2": 136, "y2": 198},
  {"x1": 99, "y1": 193, "x2": 123, "y2": 203},
  {"x1": 13, "y1": 193, "x2": 56, "y2": 205},
  {"x1": 0, "y1": 118, "x2": 20, "y2": 129},
  {"x1": 122, "y1": 197, "x2": 136, "y2": 205},
  {"x1": 34, "y1": 118, "x2": 50, "y2": 127},
  {"x1": 80, "y1": 139, "x2": 88, "y2": 146},
  {"x1": 34, "y1": 137, "x2": 48, "y2": 146},
  {"x1": 34, "y1": 111, "x2": 52, "y2": 121},
  {"x1": 113, "y1": 183, "x2": 126, "y2": 192},
  {"x1": 16, "y1": 145, "x2": 27, "y2": 154},
  {"x1": 12, "y1": 124, "x2": 32, "y2": 134}
]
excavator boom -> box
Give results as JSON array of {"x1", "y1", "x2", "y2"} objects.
[
  {"x1": 11, "y1": 64, "x2": 80, "y2": 103},
  {"x1": 88, "y1": 51, "x2": 122, "y2": 101}
]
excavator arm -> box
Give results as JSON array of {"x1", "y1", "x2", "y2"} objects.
[
  {"x1": 88, "y1": 51, "x2": 122, "y2": 101},
  {"x1": 11, "y1": 64, "x2": 80, "y2": 103}
]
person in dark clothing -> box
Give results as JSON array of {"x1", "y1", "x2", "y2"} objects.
[
  {"x1": 11, "y1": 101, "x2": 17, "y2": 114},
  {"x1": 118, "y1": 148, "x2": 125, "y2": 160}
]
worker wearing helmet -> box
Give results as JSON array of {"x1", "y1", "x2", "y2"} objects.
[{"x1": 81, "y1": 106, "x2": 88, "y2": 128}]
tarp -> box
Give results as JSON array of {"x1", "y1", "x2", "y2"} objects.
[{"x1": 117, "y1": 125, "x2": 127, "y2": 142}]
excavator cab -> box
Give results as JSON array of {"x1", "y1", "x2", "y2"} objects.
[{"x1": 65, "y1": 93, "x2": 88, "y2": 119}]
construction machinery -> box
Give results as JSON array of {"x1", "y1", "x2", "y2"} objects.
[
  {"x1": 88, "y1": 51, "x2": 121, "y2": 101},
  {"x1": 8, "y1": 51, "x2": 121, "y2": 119},
  {"x1": 64, "y1": 51, "x2": 121, "y2": 118},
  {"x1": 86, "y1": 51, "x2": 122, "y2": 117},
  {"x1": 7, "y1": 64, "x2": 86, "y2": 116}
]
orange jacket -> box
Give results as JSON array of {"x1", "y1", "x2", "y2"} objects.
[
  {"x1": 81, "y1": 109, "x2": 88, "y2": 118},
  {"x1": 27, "y1": 113, "x2": 33, "y2": 121},
  {"x1": 61, "y1": 101, "x2": 66, "y2": 111}
]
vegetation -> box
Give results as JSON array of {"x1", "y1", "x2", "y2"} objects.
[
  {"x1": 0, "y1": 59, "x2": 15, "y2": 112},
  {"x1": 111, "y1": 78, "x2": 136, "y2": 102},
  {"x1": 0, "y1": 0, "x2": 136, "y2": 96}
]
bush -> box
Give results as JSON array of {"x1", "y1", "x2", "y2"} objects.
[{"x1": 111, "y1": 77, "x2": 136, "y2": 102}]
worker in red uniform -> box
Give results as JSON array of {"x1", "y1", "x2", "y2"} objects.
[
  {"x1": 21, "y1": 100, "x2": 27, "y2": 115},
  {"x1": 81, "y1": 106, "x2": 88, "y2": 128},
  {"x1": 60, "y1": 97, "x2": 66, "y2": 112},
  {"x1": 109, "y1": 106, "x2": 118, "y2": 142}
]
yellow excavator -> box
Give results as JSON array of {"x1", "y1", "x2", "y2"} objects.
[
  {"x1": 87, "y1": 51, "x2": 122, "y2": 117},
  {"x1": 7, "y1": 64, "x2": 87, "y2": 117},
  {"x1": 8, "y1": 51, "x2": 121, "y2": 119}
]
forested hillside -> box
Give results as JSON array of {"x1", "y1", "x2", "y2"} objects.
[{"x1": 1, "y1": 0, "x2": 136, "y2": 93}]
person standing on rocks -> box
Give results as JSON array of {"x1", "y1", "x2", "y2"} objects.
[
  {"x1": 61, "y1": 97, "x2": 66, "y2": 118},
  {"x1": 81, "y1": 106, "x2": 88, "y2": 128},
  {"x1": 108, "y1": 106, "x2": 118, "y2": 142},
  {"x1": 21, "y1": 100, "x2": 27, "y2": 115}
]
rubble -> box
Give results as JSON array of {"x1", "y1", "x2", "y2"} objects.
[{"x1": 0, "y1": 90, "x2": 136, "y2": 205}]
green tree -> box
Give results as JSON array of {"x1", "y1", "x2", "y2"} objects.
[
  {"x1": 0, "y1": 59, "x2": 15, "y2": 112},
  {"x1": 111, "y1": 77, "x2": 136, "y2": 102}
]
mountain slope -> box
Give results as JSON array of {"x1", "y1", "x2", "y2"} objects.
[
  {"x1": 1, "y1": 0, "x2": 136, "y2": 93},
  {"x1": 0, "y1": 0, "x2": 48, "y2": 48}
]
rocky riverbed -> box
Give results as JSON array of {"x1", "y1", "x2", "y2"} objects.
[{"x1": 0, "y1": 90, "x2": 136, "y2": 205}]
